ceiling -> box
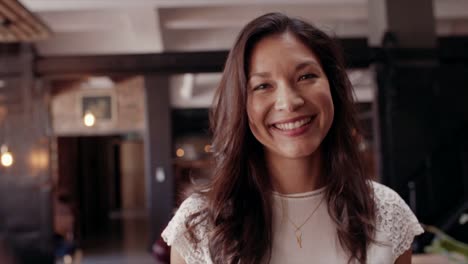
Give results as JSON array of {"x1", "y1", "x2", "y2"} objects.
[
  {"x1": 0, "y1": 0, "x2": 51, "y2": 42},
  {"x1": 18, "y1": 0, "x2": 468, "y2": 56}
]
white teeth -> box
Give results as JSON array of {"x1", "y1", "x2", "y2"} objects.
[{"x1": 274, "y1": 117, "x2": 312, "y2": 131}]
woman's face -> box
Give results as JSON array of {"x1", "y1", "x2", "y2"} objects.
[{"x1": 246, "y1": 32, "x2": 334, "y2": 160}]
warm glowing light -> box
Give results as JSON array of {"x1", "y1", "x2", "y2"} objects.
[
  {"x1": 64, "y1": 255, "x2": 73, "y2": 264},
  {"x1": 1, "y1": 151, "x2": 13, "y2": 167},
  {"x1": 176, "y1": 148, "x2": 185, "y2": 157},
  {"x1": 204, "y1": 144, "x2": 212, "y2": 153},
  {"x1": 30, "y1": 149, "x2": 49, "y2": 169},
  {"x1": 83, "y1": 112, "x2": 96, "y2": 127}
]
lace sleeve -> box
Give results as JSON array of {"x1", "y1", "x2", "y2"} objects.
[
  {"x1": 161, "y1": 194, "x2": 210, "y2": 263},
  {"x1": 372, "y1": 182, "x2": 424, "y2": 261}
]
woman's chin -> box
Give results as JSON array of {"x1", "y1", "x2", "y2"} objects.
[{"x1": 275, "y1": 146, "x2": 319, "y2": 160}]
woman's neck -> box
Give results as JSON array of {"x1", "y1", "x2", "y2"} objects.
[{"x1": 265, "y1": 149, "x2": 324, "y2": 194}]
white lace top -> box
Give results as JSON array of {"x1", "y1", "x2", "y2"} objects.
[{"x1": 162, "y1": 181, "x2": 424, "y2": 263}]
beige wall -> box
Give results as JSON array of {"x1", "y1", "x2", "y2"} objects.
[
  {"x1": 51, "y1": 76, "x2": 145, "y2": 136},
  {"x1": 120, "y1": 140, "x2": 146, "y2": 210}
]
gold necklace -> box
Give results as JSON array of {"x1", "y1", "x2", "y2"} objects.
[{"x1": 282, "y1": 198, "x2": 323, "y2": 249}]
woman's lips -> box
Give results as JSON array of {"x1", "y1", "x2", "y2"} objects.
[{"x1": 270, "y1": 115, "x2": 316, "y2": 137}]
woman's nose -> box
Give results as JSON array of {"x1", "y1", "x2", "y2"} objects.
[{"x1": 274, "y1": 84, "x2": 304, "y2": 112}]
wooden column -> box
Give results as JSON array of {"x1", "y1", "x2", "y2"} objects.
[
  {"x1": 143, "y1": 74, "x2": 173, "y2": 245},
  {"x1": 368, "y1": 0, "x2": 436, "y2": 48},
  {"x1": 368, "y1": 0, "x2": 438, "y2": 187}
]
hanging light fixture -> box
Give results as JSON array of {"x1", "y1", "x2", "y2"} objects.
[{"x1": 1, "y1": 144, "x2": 13, "y2": 167}]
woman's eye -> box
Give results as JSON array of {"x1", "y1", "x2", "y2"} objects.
[
  {"x1": 253, "y1": 83, "x2": 270, "y2": 91},
  {"x1": 298, "y1": 73, "x2": 317, "y2": 81}
]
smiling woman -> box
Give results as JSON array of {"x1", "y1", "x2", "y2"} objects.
[
  {"x1": 161, "y1": 12, "x2": 423, "y2": 264},
  {"x1": 246, "y1": 32, "x2": 334, "y2": 192}
]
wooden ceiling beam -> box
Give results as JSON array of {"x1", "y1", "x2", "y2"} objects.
[
  {"x1": 4, "y1": 0, "x2": 50, "y2": 36},
  {"x1": 0, "y1": 0, "x2": 51, "y2": 43}
]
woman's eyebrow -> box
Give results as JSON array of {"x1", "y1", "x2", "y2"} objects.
[
  {"x1": 248, "y1": 72, "x2": 270, "y2": 80},
  {"x1": 248, "y1": 60, "x2": 321, "y2": 80},
  {"x1": 295, "y1": 60, "x2": 321, "y2": 72}
]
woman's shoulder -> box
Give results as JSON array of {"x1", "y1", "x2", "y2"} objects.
[
  {"x1": 370, "y1": 180, "x2": 406, "y2": 206},
  {"x1": 161, "y1": 193, "x2": 208, "y2": 244},
  {"x1": 161, "y1": 193, "x2": 211, "y2": 263},
  {"x1": 171, "y1": 193, "x2": 208, "y2": 224},
  {"x1": 369, "y1": 181, "x2": 424, "y2": 259},
  {"x1": 370, "y1": 180, "x2": 422, "y2": 220}
]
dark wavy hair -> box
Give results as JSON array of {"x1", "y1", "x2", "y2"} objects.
[{"x1": 186, "y1": 12, "x2": 376, "y2": 264}]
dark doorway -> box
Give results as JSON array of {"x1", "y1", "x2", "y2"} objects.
[{"x1": 56, "y1": 136, "x2": 151, "y2": 261}]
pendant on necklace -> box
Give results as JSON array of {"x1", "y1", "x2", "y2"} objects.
[{"x1": 295, "y1": 230, "x2": 303, "y2": 248}]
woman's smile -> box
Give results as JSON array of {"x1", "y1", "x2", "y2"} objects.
[{"x1": 269, "y1": 115, "x2": 316, "y2": 137}]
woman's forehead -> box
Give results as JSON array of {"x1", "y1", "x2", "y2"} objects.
[{"x1": 247, "y1": 33, "x2": 322, "y2": 74}]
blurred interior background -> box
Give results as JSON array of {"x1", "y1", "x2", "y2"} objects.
[{"x1": 0, "y1": 0, "x2": 467, "y2": 263}]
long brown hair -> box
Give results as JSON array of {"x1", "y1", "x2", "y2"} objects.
[{"x1": 186, "y1": 12, "x2": 376, "y2": 263}]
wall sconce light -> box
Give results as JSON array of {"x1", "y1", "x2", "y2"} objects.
[
  {"x1": 1, "y1": 144, "x2": 13, "y2": 167},
  {"x1": 83, "y1": 111, "x2": 96, "y2": 127}
]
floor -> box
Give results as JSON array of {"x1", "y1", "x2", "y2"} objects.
[{"x1": 57, "y1": 214, "x2": 164, "y2": 264}]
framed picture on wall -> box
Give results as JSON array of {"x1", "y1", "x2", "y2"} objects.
[{"x1": 79, "y1": 90, "x2": 117, "y2": 126}]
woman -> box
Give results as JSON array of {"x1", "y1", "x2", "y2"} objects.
[{"x1": 162, "y1": 13, "x2": 423, "y2": 264}]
